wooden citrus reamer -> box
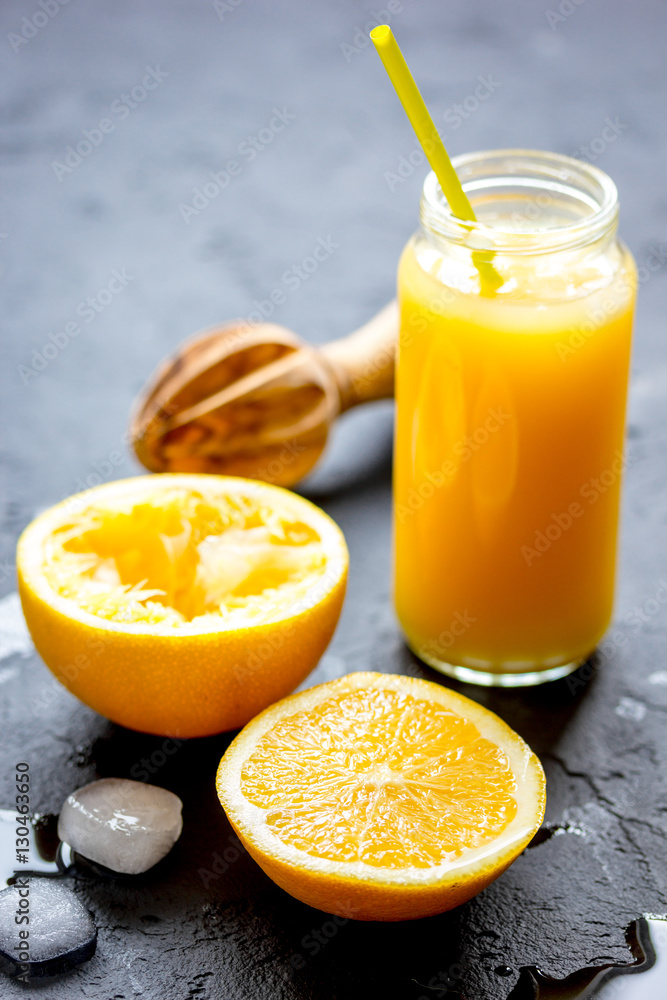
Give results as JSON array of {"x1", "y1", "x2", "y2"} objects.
[{"x1": 130, "y1": 302, "x2": 398, "y2": 487}]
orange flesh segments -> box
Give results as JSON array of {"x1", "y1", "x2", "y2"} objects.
[{"x1": 241, "y1": 686, "x2": 518, "y2": 868}]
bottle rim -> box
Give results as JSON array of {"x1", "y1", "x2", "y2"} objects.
[{"x1": 420, "y1": 148, "x2": 619, "y2": 255}]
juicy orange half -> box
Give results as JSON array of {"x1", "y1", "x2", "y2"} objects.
[
  {"x1": 17, "y1": 474, "x2": 347, "y2": 737},
  {"x1": 217, "y1": 672, "x2": 546, "y2": 921}
]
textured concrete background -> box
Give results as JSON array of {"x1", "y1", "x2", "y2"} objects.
[{"x1": 1, "y1": 1, "x2": 667, "y2": 997}]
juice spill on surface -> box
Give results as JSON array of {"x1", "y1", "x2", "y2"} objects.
[
  {"x1": 0, "y1": 811, "x2": 69, "y2": 885},
  {"x1": 394, "y1": 216, "x2": 636, "y2": 674},
  {"x1": 507, "y1": 917, "x2": 667, "y2": 999}
]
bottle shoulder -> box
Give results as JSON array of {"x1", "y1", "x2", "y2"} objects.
[{"x1": 400, "y1": 230, "x2": 636, "y2": 306}]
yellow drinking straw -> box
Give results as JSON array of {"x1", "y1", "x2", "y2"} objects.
[
  {"x1": 370, "y1": 25, "x2": 501, "y2": 291},
  {"x1": 370, "y1": 24, "x2": 475, "y2": 221}
]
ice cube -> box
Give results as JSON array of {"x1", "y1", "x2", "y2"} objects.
[
  {"x1": 58, "y1": 778, "x2": 183, "y2": 875},
  {"x1": 0, "y1": 878, "x2": 96, "y2": 980}
]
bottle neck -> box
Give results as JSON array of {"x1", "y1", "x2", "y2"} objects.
[{"x1": 420, "y1": 149, "x2": 620, "y2": 259}]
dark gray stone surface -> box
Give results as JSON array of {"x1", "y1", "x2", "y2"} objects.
[{"x1": 1, "y1": 0, "x2": 666, "y2": 997}]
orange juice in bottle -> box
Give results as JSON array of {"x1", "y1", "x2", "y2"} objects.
[{"x1": 394, "y1": 150, "x2": 636, "y2": 685}]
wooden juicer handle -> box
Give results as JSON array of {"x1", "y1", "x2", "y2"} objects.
[
  {"x1": 322, "y1": 300, "x2": 398, "y2": 412},
  {"x1": 130, "y1": 300, "x2": 399, "y2": 486}
]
